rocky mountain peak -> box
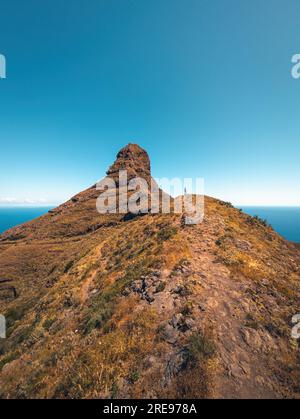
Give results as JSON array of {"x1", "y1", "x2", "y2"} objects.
[
  {"x1": 106, "y1": 143, "x2": 151, "y2": 185},
  {"x1": 0, "y1": 144, "x2": 299, "y2": 400}
]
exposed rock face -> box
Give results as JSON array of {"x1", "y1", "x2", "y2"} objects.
[
  {"x1": 0, "y1": 144, "x2": 299, "y2": 400},
  {"x1": 106, "y1": 143, "x2": 151, "y2": 186}
]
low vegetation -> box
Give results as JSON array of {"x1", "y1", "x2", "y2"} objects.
[{"x1": 0, "y1": 147, "x2": 299, "y2": 399}]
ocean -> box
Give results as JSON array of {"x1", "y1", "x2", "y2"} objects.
[
  {"x1": 0, "y1": 207, "x2": 53, "y2": 235},
  {"x1": 0, "y1": 206, "x2": 299, "y2": 243},
  {"x1": 242, "y1": 207, "x2": 300, "y2": 243}
]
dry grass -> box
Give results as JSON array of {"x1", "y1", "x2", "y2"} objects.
[{"x1": 0, "y1": 194, "x2": 299, "y2": 399}]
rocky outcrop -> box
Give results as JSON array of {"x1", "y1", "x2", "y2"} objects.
[
  {"x1": 106, "y1": 143, "x2": 151, "y2": 186},
  {"x1": 0, "y1": 144, "x2": 299, "y2": 399}
]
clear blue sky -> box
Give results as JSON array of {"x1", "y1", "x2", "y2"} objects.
[{"x1": 0, "y1": 0, "x2": 299, "y2": 206}]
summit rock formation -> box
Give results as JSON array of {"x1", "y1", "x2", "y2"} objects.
[
  {"x1": 0, "y1": 144, "x2": 299, "y2": 399},
  {"x1": 106, "y1": 143, "x2": 151, "y2": 185}
]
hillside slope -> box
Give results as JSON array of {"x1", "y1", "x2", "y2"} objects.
[{"x1": 0, "y1": 144, "x2": 299, "y2": 399}]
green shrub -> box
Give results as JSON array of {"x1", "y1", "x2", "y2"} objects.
[
  {"x1": 157, "y1": 226, "x2": 178, "y2": 242},
  {"x1": 244, "y1": 313, "x2": 259, "y2": 330},
  {"x1": 155, "y1": 282, "x2": 166, "y2": 293},
  {"x1": 253, "y1": 215, "x2": 270, "y2": 227},
  {"x1": 220, "y1": 201, "x2": 234, "y2": 208},
  {"x1": 111, "y1": 381, "x2": 119, "y2": 398},
  {"x1": 181, "y1": 303, "x2": 193, "y2": 316},
  {"x1": 13, "y1": 324, "x2": 35, "y2": 345},
  {"x1": 5, "y1": 303, "x2": 31, "y2": 331},
  {"x1": 247, "y1": 215, "x2": 271, "y2": 228},
  {"x1": 129, "y1": 370, "x2": 140, "y2": 383},
  {"x1": 64, "y1": 260, "x2": 74, "y2": 273},
  {"x1": 43, "y1": 318, "x2": 56, "y2": 331},
  {"x1": 187, "y1": 332, "x2": 216, "y2": 364},
  {"x1": 0, "y1": 352, "x2": 18, "y2": 371}
]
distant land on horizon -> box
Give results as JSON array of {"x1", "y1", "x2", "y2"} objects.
[{"x1": 0, "y1": 204, "x2": 299, "y2": 243}]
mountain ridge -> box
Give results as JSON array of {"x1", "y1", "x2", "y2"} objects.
[{"x1": 0, "y1": 144, "x2": 299, "y2": 399}]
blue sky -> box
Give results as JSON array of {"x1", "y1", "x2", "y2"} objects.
[{"x1": 0, "y1": 0, "x2": 299, "y2": 206}]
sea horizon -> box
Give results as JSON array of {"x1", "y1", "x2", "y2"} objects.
[{"x1": 0, "y1": 204, "x2": 299, "y2": 243}]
